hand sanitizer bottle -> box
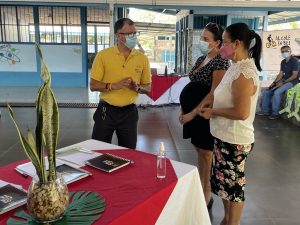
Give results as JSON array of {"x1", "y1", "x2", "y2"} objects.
[
  {"x1": 157, "y1": 142, "x2": 166, "y2": 179},
  {"x1": 164, "y1": 65, "x2": 168, "y2": 76}
]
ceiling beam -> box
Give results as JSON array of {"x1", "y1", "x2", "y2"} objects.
[
  {"x1": 3, "y1": 0, "x2": 300, "y2": 11},
  {"x1": 135, "y1": 21, "x2": 175, "y2": 33},
  {"x1": 268, "y1": 16, "x2": 300, "y2": 25}
]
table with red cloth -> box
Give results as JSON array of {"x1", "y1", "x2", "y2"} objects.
[
  {"x1": 0, "y1": 139, "x2": 211, "y2": 225},
  {"x1": 136, "y1": 75, "x2": 190, "y2": 105}
]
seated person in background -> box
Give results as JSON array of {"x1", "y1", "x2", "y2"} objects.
[{"x1": 257, "y1": 45, "x2": 300, "y2": 119}]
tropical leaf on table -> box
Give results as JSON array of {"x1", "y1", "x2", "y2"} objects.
[{"x1": 6, "y1": 191, "x2": 106, "y2": 225}]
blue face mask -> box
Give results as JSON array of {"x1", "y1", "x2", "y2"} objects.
[
  {"x1": 199, "y1": 40, "x2": 213, "y2": 55},
  {"x1": 125, "y1": 35, "x2": 137, "y2": 49},
  {"x1": 282, "y1": 52, "x2": 290, "y2": 59}
]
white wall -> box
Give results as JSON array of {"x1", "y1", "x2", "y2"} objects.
[{"x1": 41, "y1": 45, "x2": 83, "y2": 73}]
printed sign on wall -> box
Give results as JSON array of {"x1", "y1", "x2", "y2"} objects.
[
  {"x1": 262, "y1": 30, "x2": 300, "y2": 71},
  {"x1": 0, "y1": 44, "x2": 37, "y2": 72}
]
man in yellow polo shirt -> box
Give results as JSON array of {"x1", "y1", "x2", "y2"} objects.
[{"x1": 90, "y1": 18, "x2": 151, "y2": 149}]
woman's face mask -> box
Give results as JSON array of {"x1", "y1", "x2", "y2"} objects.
[
  {"x1": 199, "y1": 40, "x2": 213, "y2": 55},
  {"x1": 220, "y1": 44, "x2": 234, "y2": 60}
]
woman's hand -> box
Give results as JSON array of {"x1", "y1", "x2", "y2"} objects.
[
  {"x1": 179, "y1": 109, "x2": 184, "y2": 124},
  {"x1": 181, "y1": 112, "x2": 195, "y2": 124},
  {"x1": 200, "y1": 107, "x2": 214, "y2": 119},
  {"x1": 179, "y1": 109, "x2": 196, "y2": 124},
  {"x1": 197, "y1": 94, "x2": 213, "y2": 115},
  {"x1": 199, "y1": 98, "x2": 213, "y2": 111}
]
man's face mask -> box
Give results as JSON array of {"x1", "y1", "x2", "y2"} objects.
[
  {"x1": 282, "y1": 51, "x2": 290, "y2": 59},
  {"x1": 125, "y1": 35, "x2": 137, "y2": 49}
]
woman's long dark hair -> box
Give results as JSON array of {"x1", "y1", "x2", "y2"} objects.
[
  {"x1": 225, "y1": 23, "x2": 262, "y2": 71},
  {"x1": 204, "y1": 22, "x2": 224, "y2": 48}
]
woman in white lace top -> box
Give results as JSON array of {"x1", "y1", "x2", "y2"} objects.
[{"x1": 199, "y1": 23, "x2": 262, "y2": 225}]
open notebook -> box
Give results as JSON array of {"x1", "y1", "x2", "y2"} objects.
[
  {"x1": 15, "y1": 159, "x2": 91, "y2": 184},
  {"x1": 85, "y1": 153, "x2": 132, "y2": 173}
]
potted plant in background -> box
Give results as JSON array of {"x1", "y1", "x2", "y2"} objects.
[{"x1": 8, "y1": 44, "x2": 68, "y2": 223}]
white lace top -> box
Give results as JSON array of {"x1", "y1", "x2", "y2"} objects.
[{"x1": 210, "y1": 58, "x2": 259, "y2": 144}]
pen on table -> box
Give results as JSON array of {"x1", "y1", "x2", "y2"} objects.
[
  {"x1": 15, "y1": 168, "x2": 29, "y2": 178},
  {"x1": 77, "y1": 148, "x2": 94, "y2": 154},
  {"x1": 57, "y1": 147, "x2": 94, "y2": 154}
]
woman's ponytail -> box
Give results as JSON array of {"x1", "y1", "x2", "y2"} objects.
[{"x1": 249, "y1": 31, "x2": 262, "y2": 71}]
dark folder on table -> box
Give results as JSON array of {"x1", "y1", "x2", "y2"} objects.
[
  {"x1": 85, "y1": 153, "x2": 131, "y2": 173},
  {"x1": 0, "y1": 184, "x2": 27, "y2": 215}
]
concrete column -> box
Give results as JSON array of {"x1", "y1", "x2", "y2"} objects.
[{"x1": 109, "y1": 3, "x2": 115, "y2": 47}]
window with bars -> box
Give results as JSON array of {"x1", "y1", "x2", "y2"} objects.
[
  {"x1": 39, "y1": 6, "x2": 81, "y2": 43},
  {"x1": 87, "y1": 7, "x2": 109, "y2": 23},
  {"x1": 0, "y1": 6, "x2": 34, "y2": 42},
  {"x1": 87, "y1": 25, "x2": 109, "y2": 53},
  {"x1": 87, "y1": 7, "x2": 110, "y2": 53},
  {"x1": 161, "y1": 50, "x2": 175, "y2": 62}
]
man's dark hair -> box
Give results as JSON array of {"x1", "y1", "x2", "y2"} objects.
[
  {"x1": 281, "y1": 45, "x2": 291, "y2": 51},
  {"x1": 114, "y1": 18, "x2": 135, "y2": 34}
]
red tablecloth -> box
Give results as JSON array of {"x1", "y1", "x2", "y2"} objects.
[
  {"x1": 0, "y1": 149, "x2": 178, "y2": 225},
  {"x1": 147, "y1": 75, "x2": 181, "y2": 101}
]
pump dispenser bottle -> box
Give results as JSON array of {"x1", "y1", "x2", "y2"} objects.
[{"x1": 157, "y1": 142, "x2": 166, "y2": 179}]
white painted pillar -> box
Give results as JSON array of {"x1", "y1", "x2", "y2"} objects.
[{"x1": 109, "y1": 3, "x2": 115, "y2": 47}]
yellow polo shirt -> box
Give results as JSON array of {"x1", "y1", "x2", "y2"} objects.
[{"x1": 91, "y1": 46, "x2": 151, "y2": 107}]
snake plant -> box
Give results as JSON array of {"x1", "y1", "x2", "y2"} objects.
[{"x1": 8, "y1": 43, "x2": 59, "y2": 183}]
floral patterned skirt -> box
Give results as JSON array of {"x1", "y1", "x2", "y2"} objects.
[{"x1": 211, "y1": 138, "x2": 253, "y2": 202}]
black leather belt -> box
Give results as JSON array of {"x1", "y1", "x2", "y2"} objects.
[{"x1": 99, "y1": 100, "x2": 135, "y2": 110}]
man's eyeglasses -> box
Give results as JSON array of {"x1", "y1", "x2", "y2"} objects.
[
  {"x1": 281, "y1": 50, "x2": 290, "y2": 53},
  {"x1": 118, "y1": 31, "x2": 140, "y2": 38}
]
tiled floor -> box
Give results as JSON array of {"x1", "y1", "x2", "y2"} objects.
[{"x1": 0, "y1": 87, "x2": 300, "y2": 225}]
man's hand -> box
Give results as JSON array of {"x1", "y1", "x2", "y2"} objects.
[
  {"x1": 112, "y1": 77, "x2": 132, "y2": 90},
  {"x1": 275, "y1": 81, "x2": 284, "y2": 88},
  {"x1": 129, "y1": 80, "x2": 139, "y2": 91},
  {"x1": 268, "y1": 82, "x2": 276, "y2": 89}
]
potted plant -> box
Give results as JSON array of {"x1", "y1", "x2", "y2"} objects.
[{"x1": 8, "y1": 44, "x2": 68, "y2": 223}]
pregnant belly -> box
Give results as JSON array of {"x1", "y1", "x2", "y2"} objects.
[{"x1": 179, "y1": 82, "x2": 211, "y2": 114}]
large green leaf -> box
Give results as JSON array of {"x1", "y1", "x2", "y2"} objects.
[
  {"x1": 35, "y1": 43, "x2": 59, "y2": 181},
  {"x1": 7, "y1": 191, "x2": 106, "y2": 225},
  {"x1": 7, "y1": 105, "x2": 45, "y2": 182}
]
